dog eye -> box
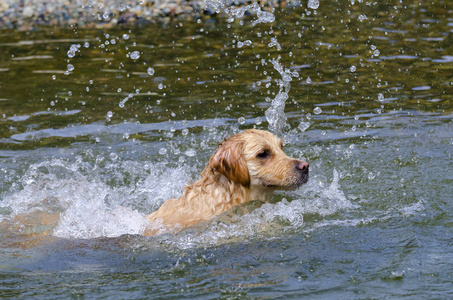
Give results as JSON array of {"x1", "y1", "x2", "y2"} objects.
[{"x1": 257, "y1": 150, "x2": 270, "y2": 159}]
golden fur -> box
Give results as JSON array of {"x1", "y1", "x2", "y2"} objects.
[{"x1": 144, "y1": 129, "x2": 309, "y2": 235}]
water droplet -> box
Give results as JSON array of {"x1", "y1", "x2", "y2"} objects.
[
  {"x1": 109, "y1": 152, "x2": 118, "y2": 161},
  {"x1": 67, "y1": 64, "x2": 74, "y2": 71},
  {"x1": 306, "y1": 77, "x2": 312, "y2": 84},
  {"x1": 158, "y1": 83, "x2": 164, "y2": 90},
  {"x1": 106, "y1": 111, "x2": 113, "y2": 118},
  {"x1": 147, "y1": 67, "x2": 155, "y2": 76},
  {"x1": 67, "y1": 44, "x2": 80, "y2": 58},
  {"x1": 378, "y1": 93, "x2": 384, "y2": 101},
  {"x1": 358, "y1": 14, "x2": 368, "y2": 21},
  {"x1": 308, "y1": 0, "x2": 319, "y2": 9},
  {"x1": 255, "y1": 117, "x2": 262, "y2": 125},
  {"x1": 159, "y1": 147, "x2": 168, "y2": 155},
  {"x1": 185, "y1": 149, "x2": 196, "y2": 157},
  {"x1": 298, "y1": 122, "x2": 310, "y2": 132},
  {"x1": 313, "y1": 107, "x2": 322, "y2": 115},
  {"x1": 182, "y1": 128, "x2": 189, "y2": 136},
  {"x1": 123, "y1": 133, "x2": 130, "y2": 139},
  {"x1": 373, "y1": 49, "x2": 380, "y2": 56},
  {"x1": 52, "y1": 75, "x2": 56, "y2": 80},
  {"x1": 50, "y1": 101, "x2": 55, "y2": 106},
  {"x1": 130, "y1": 51, "x2": 140, "y2": 60},
  {"x1": 238, "y1": 117, "x2": 246, "y2": 124},
  {"x1": 122, "y1": 34, "x2": 130, "y2": 40},
  {"x1": 350, "y1": 65, "x2": 356, "y2": 72}
]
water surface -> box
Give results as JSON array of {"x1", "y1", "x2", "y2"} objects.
[{"x1": 1, "y1": 1, "x2": 452, "y2": 298}]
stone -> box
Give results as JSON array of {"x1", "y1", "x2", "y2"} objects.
[{"x1": 22, "y1": 6, "x2": 34, "y2": 18}]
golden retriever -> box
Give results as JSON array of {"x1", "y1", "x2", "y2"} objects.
[{"x1": 144, "y1": 129, "x2": 309, "y2": 235}]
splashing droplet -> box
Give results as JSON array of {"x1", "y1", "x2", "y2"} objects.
[
  {"x1": 308, "y1": 0, "x2": 319, "y2": 9},
  {"x1": 313, "y1": 107, "x2": 322, "y2": 115},
  {"x1": 130, "y1": 51, "x2": 140, "y2": 60},
  {"x1": 378, "y1": 93, "x2": 385, "y2": 101},
  {"x1": 298, "y1": 122, "x2": 311, "y2": 132},
  {"x1": 109, "y1": 152, "x2": 118, "y2": 161}
]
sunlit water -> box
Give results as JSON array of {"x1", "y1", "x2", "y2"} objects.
[{"x1": 1, "y1": 1, "x2": 453, "y2": 298}]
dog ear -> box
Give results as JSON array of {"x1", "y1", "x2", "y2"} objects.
[{"x1": 210, "y1": 140, "x2": 250, "y2": 187}]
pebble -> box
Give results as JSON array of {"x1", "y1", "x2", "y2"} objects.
[{"x1": 0, "y1": 0, "x2": 296, "y2": 29}]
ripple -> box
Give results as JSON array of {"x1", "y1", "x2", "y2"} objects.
[
  {"x1": 412, "y1": 86, "x2": 431, "y2": 91},
  {"x1": 32, "y1": 70, "x2": 66, "y2": 74},
  {"x1": 432, "y1": 56, "x2": 453, "y2": 63},
  {"x1": 422, "y1": 37, "x2": 445, "y2": 41},
  {"x1": 381, "y1": 55, "x2": 418, "y2": 60},
  {"x1": 11, "y1": 55, "x2": 53, "y2": 61},
  {"x1": 7, "y1": 115, "x2": 30, "y2": 122}
]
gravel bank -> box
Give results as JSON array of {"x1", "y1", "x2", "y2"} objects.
[{"x1": 0, "y1": 0, "x2": 294, "y2": 30}]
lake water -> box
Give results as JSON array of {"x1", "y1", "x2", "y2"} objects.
[{"x1": 1, "y1": 1, "x2": 452, "y2": 298}]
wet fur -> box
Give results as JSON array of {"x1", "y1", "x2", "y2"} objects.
[{"x1": 145, "y1": 129, "x2": 309, "y2": 235}]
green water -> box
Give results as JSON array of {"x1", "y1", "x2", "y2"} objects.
[{"x1": 1, "y1": 1, "x2": 452, "y2": 298}]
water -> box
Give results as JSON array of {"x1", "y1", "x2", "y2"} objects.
[{"x1": 1, "y1": 1, "x2": 453, "y2": 298}]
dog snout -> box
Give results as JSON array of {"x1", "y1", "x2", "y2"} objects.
[{"x1": 295, "y1": 161, "x2": 309, "y2": 173}]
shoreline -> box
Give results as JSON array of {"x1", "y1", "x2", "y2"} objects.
[{"x1": 0, "y1": 0, "x2": 300, "y2": 30}]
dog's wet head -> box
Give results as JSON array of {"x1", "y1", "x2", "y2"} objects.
[{"x1": 210, "y1": 129, "x2": 309, "y2": 190}]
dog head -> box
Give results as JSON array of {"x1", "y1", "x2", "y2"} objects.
[{"x1": 209, "y1": 129, "x2": 309, "y2": 190}]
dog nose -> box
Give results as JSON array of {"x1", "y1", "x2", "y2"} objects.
[{"x1": 296, "y1": 161, "x2": 309, "y2": 173}]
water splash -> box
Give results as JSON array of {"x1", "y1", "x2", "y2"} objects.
[
  {"x1": 0, "y1": 156, "x2": 192, "y2": 239},
  {"x1": 206, "y1": 0, "x2": 307, "y2": 138},
  {"x1": 159, "y1": 169, "x2": 355, "y2": 249},
  {"x1": 1, "y1": 148, "x2": 354, "y2": 245},
  {"x1": 264, "y1": 56, "x2": 299, "y2": 136},
  {"x1": 208, "y1": 0, "x2": 275, "y2": 26}
]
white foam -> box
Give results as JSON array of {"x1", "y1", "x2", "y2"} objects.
[
  {"x1": 1, "y1": 157, "x2": 192, "y2": 239},
  {"x1": 54, "y1": 203, "x2": 149, "y2": 239},
  {"x1": 3, "y1": 158, "x2": 403, "y2": 248},
  {"x1": 159, "y1": 169, "x2": 356, "y2": 248}
]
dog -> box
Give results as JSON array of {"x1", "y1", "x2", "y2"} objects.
[{"x1": 144, "y1": 129, "x2": 309, "y2": 235}]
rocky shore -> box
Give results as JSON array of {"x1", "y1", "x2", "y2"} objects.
[{"x1": 0, "y1": 0, "x2": 297, "y2": 30}]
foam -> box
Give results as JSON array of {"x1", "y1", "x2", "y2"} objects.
[{"x1": 1, "y1": 156, "x2": 359, "y2": 247}]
